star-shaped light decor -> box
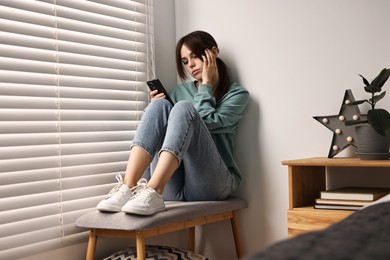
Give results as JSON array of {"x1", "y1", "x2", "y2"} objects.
[{"x1": 313, "y1": 89, "x2": 366, "y2": 158}]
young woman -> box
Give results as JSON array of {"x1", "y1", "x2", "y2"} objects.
[{"x1": 97, "y1": 31, "x2": 249, "y2": 215}]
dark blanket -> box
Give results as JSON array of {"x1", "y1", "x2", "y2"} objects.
[{"x1": 245, "y1": 202, "x2": 390, "y2": 260}]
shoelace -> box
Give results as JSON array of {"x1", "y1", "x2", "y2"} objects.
[
  {"x1": 106, "y1": 173, "x2": 125, "y2": 198},
  {"x1": 132, "y1": 186, "x2": 154, "y2": 202},
  {"x1": 129, "y1": 178, "x2": 148, "y2": 197},
  {"x1": 106, "y1": 174, "x2": 148, "y2": 199}
]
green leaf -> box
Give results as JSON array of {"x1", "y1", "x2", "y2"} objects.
[
  {"x1": 364, "y1": 86, "x2": 381, "y2": 93},
  {"x1": 359, "y1": 74, "x2": 370, "y2": 86},
  {"x1": 370, "y1": 68, "x2": 390, "y2": 88},
  {"x1": 367, "y1": 109, "x2": 390, "y2": 136},
  {"x1": 370, "y1": 91, "x2": 386, "y2": 103}
]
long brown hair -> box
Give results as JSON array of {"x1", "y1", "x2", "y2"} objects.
[{"x1": 176, "y1": 31, "x2": 230, "y2": 101}]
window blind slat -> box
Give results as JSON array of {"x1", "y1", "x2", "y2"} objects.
[
  {"x1": 0, "y1": 83, "x2": 57, "y2": 97},
  {"x1": 0, "y1": 58, "x2": 57, "y2": 74},
  {"x1": 60, "y1": 151, "x2": 131, "y2": 166},
  {"x1": 0, "y1": 122, "x2": 58, "y2": 134},
  {"x1": 60, "y1": 121, "x2": 140, "y2": 132},
  {"x1": 61, "y1": 131, "x2": 136, "y2": 143},
  {"x1": 0, "y1": 31, "x2": 55, "y2": 50},
  {"x1": 57, "y1": 29, "x2": 148, "y2": 51},
  {"x1": 57, "y1": 17, "x2": 147, "y2": 42},
  {"x1": 0, "y1": 238, "x2": 68, "y2": 260},
  {"x1": 0, "y1": 44, "x2": 56, "y2": 62},
  {"x1": 55, "y1": 5, "x2": 146, "y2": 33},
  {"x1": 0, "y1": 168, "x2": 58, "y2": 186},
  {"x1": 0, "y1": 0, "x2": 55, "y2": 16},
  {"x1": 0, "y1": 96, "x2": 58, "y2": 108},
  {"x1": 0, "y1": 18, "x2": 55, "y2": 38},
  {"x1": 61, "y1": 0, "x2": 148, "y2": 17},
  {"x1": 0, "y1": 204, "x2": 60, "y2": 226},
  {"x1": 60, "y1": 141, "x2": 132, "y2": 155},
  {"x1": 0, "y1": 145, "x2": 60, "y2": 160},
  {"x1": 0, "y1": 180, "x2": 60, "y2": 198},
  {"x1": 60, "y1": 162, "x2": 127, "y2": 178},
  {"x1": 58, "y1": 76, "x2": 149, "y2": 90},
  {"x1": 60, "y1": 110, "x2": 144, "y2": 121},
  {"x1": 0, "y1": 121, "x2": 142, "y2": 134},
  {"x1": 57, "y1": 63, "x2": 147, "y2": 79},
  {"x1": 0, "y1": 191, "x2": 60, "y2": 212},
  {"x1": 0, "y1": 151, "x2": 131, "y2": 172},
  {"x1": 0, "y1": 156, "x2": 59, "y2": 172},
  {"x1": 58, "y1": 40, "x2": 146, "y2": 61},
  {"x1": 59, "y1": 86, "x2": 147, "y2": 100},
  {"x1": 58, "y1": 71, "x2": 148, "y2": 83},
  {"x1": 0, "y1": 4, "x2": 54, "y2": 26},
  {"x1": 0, "y1": 225, "x2": 63, "y2": 251},
  {"x1": 0, "y1": 1, "x2": 154, "y2": 259},
  {"x1": 58, "y1": 51, "x2": 147, "y2": 67},
  {"x1": 0, "y1": 163, "x2": 125, "y2": 185},
  {"x1": 0, "y1": 109, "x2": 145, "y2": 121},
  {"x1": 0, "y1": 70, "x2": 57, "y2": 85},
  {"x1": 0, "y1": 110, "x2": 58, "y2": 121},
  {"x1": 59, "y1": 98, "x2": 147, "y2": 110}
]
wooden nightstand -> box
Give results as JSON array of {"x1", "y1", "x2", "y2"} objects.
[{"x1": 282, "y1": 157, "x2": 390, "y2": 237}]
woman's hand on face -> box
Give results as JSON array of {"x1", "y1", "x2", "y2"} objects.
[
  {"x1": 201, "y1": 48, "x2": 219, "y2": 88},
  {"x1": 150, "y1": 89, "x2": 166, "y2": 101}
]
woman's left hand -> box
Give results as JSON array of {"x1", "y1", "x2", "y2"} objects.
[
  {"x1": 150, "y1": 89, "x2": 166, "y2": 101},
  {"x1": 201, "y1": 48, "x2": 219, "y2": 88}
]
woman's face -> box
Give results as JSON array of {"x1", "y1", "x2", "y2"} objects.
[{"x1": 180, "y1": 44, "x2": 204, "y2": 81}]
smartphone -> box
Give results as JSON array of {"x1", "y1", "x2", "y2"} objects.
[{"x1": 147, "y1": 79, "x2": 174, "y2": 105}]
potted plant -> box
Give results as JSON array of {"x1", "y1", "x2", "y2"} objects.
[{"x1": 345, "y1": 68, "x2": 390, "y2": 159}]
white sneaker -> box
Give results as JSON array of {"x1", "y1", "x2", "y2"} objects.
[
  {"x1": 122, "y1": 186, "x2": 165, "y2": 215},
  {"x1": 96, "y1": 174, "x2": 147, "y2": 212}
]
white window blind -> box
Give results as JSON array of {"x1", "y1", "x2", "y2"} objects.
[{"x1": 0, "y1": 0, "x2": 154, "y2": 259}]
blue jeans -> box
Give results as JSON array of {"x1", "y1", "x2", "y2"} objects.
[{"x1": 132, "y1": 99, "x2": 233, "y2": 201}]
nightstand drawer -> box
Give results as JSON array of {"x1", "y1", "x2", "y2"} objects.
[{"x1": 288, "y1": 207, "x2": 353, "y2": 236}]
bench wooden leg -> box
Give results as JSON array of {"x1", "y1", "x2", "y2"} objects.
[
  {"x1": 231, "y1": 211, "x2": 244, "y2": 258},
  {"x1": 136, "y1": 231, "x2": 146, "y2": 260},
  {"x1": 86, "y1": 229, "x2": 97, "y2": 260},
  {"x1": 188, "y1": 226, "x2": 195, "y2": 251}
]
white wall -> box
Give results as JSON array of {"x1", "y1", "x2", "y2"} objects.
[
  {"x1": 19, "y1": 1, "x2": 390, "y2": 259},
  {"x1": 173, "y1": 0, "x2": 390, "y2": 258}
]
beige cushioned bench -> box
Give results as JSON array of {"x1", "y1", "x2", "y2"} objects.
[{"x1": 76, "y1": 197, "x2": 247, "y2": 260}]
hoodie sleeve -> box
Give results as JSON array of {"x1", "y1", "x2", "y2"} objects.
[{"x1": 194, "y1": 82, "x2": 249, "y2": 134}]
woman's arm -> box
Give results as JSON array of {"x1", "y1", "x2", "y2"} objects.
[{"x1": 194, "y1": 82, "x2": 249, "y2": 134}]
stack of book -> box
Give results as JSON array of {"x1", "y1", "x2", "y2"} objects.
[{"x1": 314, "y1": 186, "x2": 390, "y2": 211}]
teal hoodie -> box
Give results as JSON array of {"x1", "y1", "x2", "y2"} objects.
[{"x1": 169, "y1": 81, "x2": 249, "y2": 190}]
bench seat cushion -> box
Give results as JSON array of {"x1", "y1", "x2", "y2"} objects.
[{"x1": 75, "y1": 197, "x2": 247, "y2": 231}]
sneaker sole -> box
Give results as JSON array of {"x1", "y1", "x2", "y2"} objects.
[
  {"x1": 96, "y1": 205, "x2": 122, "y2": 213},
  {"x1": 122, "y1": 205, "x2": 165, "y2": 215}
]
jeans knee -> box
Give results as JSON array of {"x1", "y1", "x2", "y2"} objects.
[
  {"x1": 146, "y1": 99, "x2": 173, "y2": 118},
  {"x1": 171, "y1": 100, "x2": 196, "y2": 116},
  {"x1": 149, "y1": 99, "x2": 172, "y2": 110}
]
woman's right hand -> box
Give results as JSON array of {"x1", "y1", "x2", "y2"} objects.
[
  {"x1": 150, "y1": 89, "x2": 166, "y2": 101},
  {"x1": 201, "y1": 48, "x2": 219, "y2": 88}
]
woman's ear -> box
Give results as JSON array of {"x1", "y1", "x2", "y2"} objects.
[{"x1": 211, "y1": 46, "x2": 219, "y2": 56}]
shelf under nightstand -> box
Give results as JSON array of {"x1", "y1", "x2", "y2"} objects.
[{"x1": 282, "y1": 157, "x2": 390, "y2": 237}]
